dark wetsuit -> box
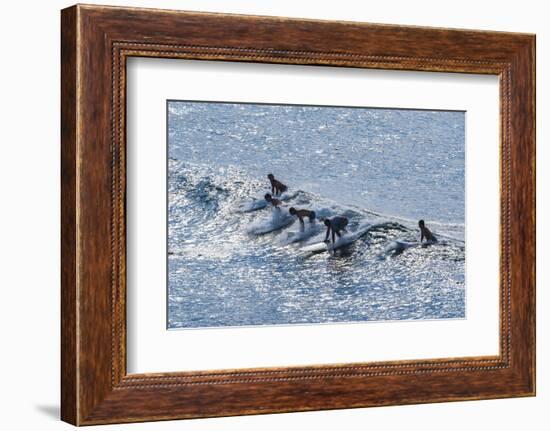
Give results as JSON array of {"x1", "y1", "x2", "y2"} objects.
[
  {"x1": 269, "y1": 198, "x2": 282, "y2": 208},
  {"x1": 324, "y1": 216, "x2": 349, "y2": 244},
  {"x1": 293, "y1": 209, "x2": 316, "y2": 225},
  {"x1": 269, "y1": 177, "x2": 288, "y2": 195},
  {"x1": 420, "y1": 226, "x2": 437, "y2": 243}
]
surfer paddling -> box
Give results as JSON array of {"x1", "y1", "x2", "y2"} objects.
[
  {"x1": 264, "y1": 193, "x2": 283, "y2": 209},
  {"x1": 323, "y1": 216, "x2": 349, "y2": 244},
  {"x1": 289, "y1": 207, "x2": 316, "y2": 226},
  {"x1": 418, "y1": 219, "x2": 437, "y2": 243},
  {"x1": 267, "y1": 174, "x2": 288, "y2": 196}
]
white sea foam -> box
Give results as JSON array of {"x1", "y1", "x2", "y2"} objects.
[
  {"x1": 167, "y1": 99, "x2": 466, "y2": 328},
  {"x1": 279, "y1": 221, "x2": 322, "y2": 245},
  {"x1": 246, "y1": 208, "x2": 295, "y2": 235}
]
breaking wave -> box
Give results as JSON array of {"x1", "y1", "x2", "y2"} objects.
[{"x1": 168, "y1": 159, "x2": 465, "y2": 329}]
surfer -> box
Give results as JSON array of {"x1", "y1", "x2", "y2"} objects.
[
  {"x1": 264, "y1": 193, "x2": 283, "y2": 209},
  {"x1": 323, "y1": 216, "x2": 349, "y2": 244},
  {"x1": 419, "y1": 219, "x2": 437, "y2": 243},
  {"x1": 267, "y1": 173, "x2": 288, "y2": 196},
  {"x1": 289, "y1": 207, "x2": 316, "y2": 226}
]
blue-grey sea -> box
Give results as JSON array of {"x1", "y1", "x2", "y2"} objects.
[{"x1": 167, "y1": 101, "x2": 465, "y2": 329}]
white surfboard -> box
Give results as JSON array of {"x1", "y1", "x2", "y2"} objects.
[
  {"x1": 237, "y1": 190, "x2": 299, "y2": 213},
  {"x1": 280, "y1": 223, "x2": 321, "y2": 245},
  {"x1": 382, "y1": 238, "x2": 438, "y2": 256},
  {"x1": 301, "y1": 224, "x2": 370, "y2": 253},
  {"x1": 301, "y1": 241, "x2": 330, "y2": 253},
  {"x1": 246, "y1": 211, "x2": 295, "y2": 235},
  {"x1": 384, "y1": 240, "x2": 419, "y2": 254}
]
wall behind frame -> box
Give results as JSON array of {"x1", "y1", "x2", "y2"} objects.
[{"x1": 0, "y1": 0, "x2": 545, "y2": 430}]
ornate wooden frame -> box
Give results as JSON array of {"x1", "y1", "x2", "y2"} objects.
[{"x1": 61, "y1": 4, "x2": 535, "y2": 425}]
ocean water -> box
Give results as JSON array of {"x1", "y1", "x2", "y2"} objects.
[{"x1": 167, "y1": 101, "x2": 465, "y2": 329}]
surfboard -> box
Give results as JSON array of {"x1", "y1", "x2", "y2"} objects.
[
  {"x1": 246, "y1": 212, "x2": 295, "y2": 235},
  {"x1": 280, "y1": 223, "x2": 321, "y2": 245},
  {"x1": 237, "y1": 190, "x2": 299, "y2": 213},
  {"x1": 301, "y1": 224, "x2": 370, "y2": 253},
  {"x1": 382, "y1": 238, "x2": 438, "y2": 256},
  {"x1": 301, "y1": 241, "x2": 330, "y2": 253},
  {"x1": 384, "y1": 240, "x2": 419, "y2": 254},
  {"x1": 238, "y1": 198, "x2": 268, "y2": 213}
]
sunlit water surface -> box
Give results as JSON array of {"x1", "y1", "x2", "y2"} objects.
[{"x1": 167, "y1": 102, "x2": 465, "y2": 329}]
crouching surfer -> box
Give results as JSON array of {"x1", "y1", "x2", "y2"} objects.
[
  {"x1": 323, "y1": 216, "x2": 349, "y2": 244},
  {"x1": 418, "y1": 219, "x2": 437, "y2": 244},
  {"x1": 289, "y1": 207, "x2": 316, "y2": 227},
  {"x1": 267, "y1": 173, "x2": 288, "y2": 196},
  {"x1": 265, "y1": 193, "x2": 283, "y2": 209}
]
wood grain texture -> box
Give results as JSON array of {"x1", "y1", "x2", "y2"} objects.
[
  {"x1": 60, "y1": 4, "x2": 536, "y2": 425},
  {"x1": 60, "y1": 5, "x2": 78, "y2": 425}
]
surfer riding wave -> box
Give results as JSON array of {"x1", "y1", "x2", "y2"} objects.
[{"x1": 323, "y1": 216, "x2": 349, "y2": 244}]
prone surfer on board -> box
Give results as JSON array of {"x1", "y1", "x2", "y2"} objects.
[
  {"x1": 323, "y1": 216, "x2": 349, "y2": 244},
  {"x1": 267, "y1": 174, "x2": 288, "y2": 196},
  {"x1": 419, "y1": 219, "x2": 437, "y2": 243},
  {"x1": 264, "y1": 193, "x2": 283, "y2": 209},
  {"x1": 289, "y1": 207, "x2": 316, "y2": 226}
]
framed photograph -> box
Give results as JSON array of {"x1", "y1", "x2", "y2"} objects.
[{"x1": 61, "y1": 4, "x2": 535, "y2": 425}]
